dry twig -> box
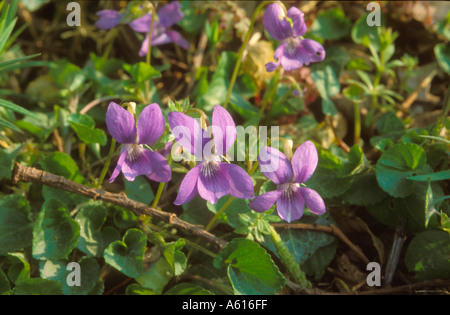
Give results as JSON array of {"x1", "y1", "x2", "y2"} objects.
[{"x1": 11, "y1": 163, "x2": 228, "y2": 251}]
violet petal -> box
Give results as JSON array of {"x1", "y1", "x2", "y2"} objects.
[
  {"x1": 146, "y1": 150, "x2": 171, "y2": 183},
  {"x1": 258, "y1": 146, "x2": 293, "y2": 185},
  {"x1": 276, "y1": 189, "x2": 305, "y2": 222},
  {"x1": 174, "y1": 164, "x2": 202, "y2": 205},
  {"x1": 137, "y1": 103, "x2": 165, "y2": 145},
  {"x1": 280, "y1": 40, "x2": 311, "y2": 71},
  {"x1": 220, "y1": 163, "x2": 254, "y2": 200},
  {"x1": 301, "y1": 39, "x2": 326, "y2": 63},
  {"x1": 263, "y1": 3, "x2": 293, "y2": 41},
  {"x1": 299, "y1": 187, "x2": 326, "y2": 215},
  {"x1": 249, "y1": 190, "x2": 283, "y2": 213},
  {"x1": 168, "y1": 111, "x2": 211, "y2": 159},
  {"x1": 166, "y1": 30, "x2": 190, "y2": 50},
  {"x1": 291, "y1": 141, "x2": 318, "y2": 183},
  {"x1": 197, "y1": 163, "x2": 230, "y2": 204},
  {"x1": 286, "y1": 7, "x2": 307, "y2": 37},
  {"x1": 108, "y1": 149, "x2": 127, "y2": 183},
  {"x1": 95, "y1": 10, "x2": 123, "y2": 30},
  {"x1": 129, "y1": 13, "x2": 152, "y2": 33},
  {"x1": 120, "y1": 147, "x2": 154, "y2": 182},
  {"x1": 157, "y1": 1, "x2": 184, "y2": 28},
  {"x1": 211, "y1": 105, "x2": 236, "y2": 156},
  {"x1": 266, "y1": 42, "x2": 286, "y2": 72},
  {"x1": 105, "y1": 102, "x2": 137, "y2": 144}
]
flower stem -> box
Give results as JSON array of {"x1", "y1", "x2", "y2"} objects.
[
  {"x1": 144, "y1": 4, "x2": 156, "y2": 104},
  {"x1": 205, "y1": 196, "x2": 235, "y2": 232},
  {"x1": 151, "y1": 154, "x2": 172, "y2": 208},
  {"x1": 353, "y1": 101, "x2": 361, "y2": 145},
  {"x1": 95, "y1": 138, "x2": 116, "y2": 188},
  {"x1": 258, "y1": 70, "x2": 280, "y2": 116},
  {"x1": 268, "y1": 225, "x2": 311, "y2": 289},
  {"x1": 186, "y1": 195, "x2": 235, "y2": 261},
  {"x1": 223, "y1": 1, "x2": 270, "y2": 109}
]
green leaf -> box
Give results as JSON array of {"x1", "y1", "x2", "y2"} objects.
[
  {"x1": 408, "y1": 170, "x2": 450, "y2": 182},
  {"x1": 205, "y1": 19, "x2": 219, "y2": 48},
  {"x1": 310, "y1": 7, "x2": 351, "y2": 40},
  {"x1": 263, "y1": 214, "x2": 337, "y2": 267},
  {"x1": 213, "y1": 238, "x2": 285, "y2": 295},
  {"x1": 68, "y1": 113, "x2": 107, "y2": 146},
  {"x1": 104, "y1": 228, "x2": 147, "y2": 278},
  {"x1": 32, "y1": 199, "x2": 80, "y2": 260},
  {"x1": 162, "y1": 239, "x2": 187, "y2": 277},
  {"x1": 12, "y1": 278, "x2": 63, "y2": 295},
  {"x1": 75, "y1": 204, "x2": 121, "y2": 257},
  {"x1": 124, "y1": 176, "x2": 154, "y2": 204},
  {"x1": 0, "y1": 53, "x2": 41, "y2": 71},
  {"x1": 164, "y1": 283, "x2": 214, "y2": 295},
  {"x1": 197, "y1": 51, "x2": 258, "y2": 118},
  {"x1": 5, "y1": 253, "x2": 30, "y2": 284},
  {"x1": 0, "y1": 269, "x2": 10, "y2": 295},
  {"x1": 341, "y1": 145, "x2": 366, "y2": 176},
  {"x1": 436, "y1": 12, "x2": 450, "y2": 41},
  {"x1": 302, "y1": 241, "x2": 338, "y2": 281},
  {"x1": 0, "y1": 194, "x2": 33, "y2": 255},
  {"x1": 135, "y1": 257, "x2": 173, "y2": 294},
  {"x1": 207, "y1": 197, "x2": 252, "y2": 229},
  {"x1": 40, "y1": 152, "x2": 89, "y2": 207},
  {"x1": 0, "y1": 143, "x2": 23, "y2": 180},
  {"x1": 341, "y1": 172, "x2": 388, "y2": 206},
  {"x1": 123, "y1": 62, "x2": 161, "y2": 84},
  {"x1": 177, "y1": 1, "x2": 207, "y2": 35},
  {"x1": 351, "y1": 12, "x2": 386, "y2": 49},
  {"x1": 405, "y1": 230, "x2": 450, "y2": 281},
  {"x1": 0, "y1": 116, "x2": 21, "y2": 132},
  {"x1": 125, "y1": 283, "x2": 155, "y2": 295},
  {"x1": 306, "y1": 149, "x2": 354, "y2": 199},
  {"x1": 111, "y1": 205, "x2": 139, "y2": 230},
  {"x1": 311, "y1": 65, "x2": 340, "y2": 116},
  {"x1": 15, "y1": 111, "x2": 57, "y2": 142},
  {"x1": 49, "y1": 60, "x2": 86, "y2": 92},
  {"x1": 424, "y1": 181, "x2": 437, "y2": 228},
  {"x1": 434, "y1": 43, "x2": 450, "y2": 74},
  {"x1": 39, "y1": 257, "x2": 102, "y2": 295},
  {"x1": 376, "y1": 143, "x2": 428, "y2": 198},
  {"x1": 367, "y1": 183, "x2": 441, "y2": 235},
  {"x1": 370, "y1": 111, "x2": 406, "y2": 148},
  {"x1": 0, "y1": 98, "x2": 38, "y2": 120}
]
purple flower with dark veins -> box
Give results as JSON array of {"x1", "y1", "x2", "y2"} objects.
[
  {"x1": 168, "y1": 105, "x2": 254, "y2": 205},
  {"x1": 264, "y1": 3, "x2": 325, "y2": 72},
  {"x1": 106, "y1": 102, "x2": 171, "y2": 183},
  {"x1": 128, "y1": 1, "x2": 189, "y2": 56},
  {"x1": 249, "y1": 141, "x2": 325, "y2": 222}
]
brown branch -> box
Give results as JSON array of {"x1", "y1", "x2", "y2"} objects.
[
  {"x1": 11, "y1": 163, "x2": 228, "y2": 251},
  {"x1": 271, "y1": 222, "x2": 370, "y2": 265},
  {"x1": 399, "y1": 69, "x2": 438, "y2": 114}
]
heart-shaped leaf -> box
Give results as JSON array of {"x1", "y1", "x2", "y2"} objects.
[
  {"x1": 32, "y1": 199, "x2": 80, "y2": 260},
  {"x1": 104, "y1": 228, "x2": 147, "y2": 278}
]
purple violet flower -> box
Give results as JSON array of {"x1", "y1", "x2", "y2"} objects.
[
  {"x1": 168, "y1": 105, "x2": 254, "y2": 205},
  {"x1": 95, "y1": 10, "x2": 124, "y2": 30},
  {"x1": 128, "y1": 1, "x2": 189, "y2": 56},
  {"x1": 264, "y1": 3, "x2": 326, "y2": 72},
  {"x1": 95, "y1": 1, "x2": 189, "y2": 56},
  {"x1": 106, "y1": 102, "x2": 171, "y2": 183},
  {"x1": 249, "y1": 141, "x2": 325, "y2": 222}
]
